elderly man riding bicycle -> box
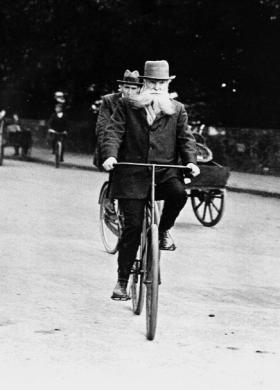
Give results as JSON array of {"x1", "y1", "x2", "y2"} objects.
[{"x1": 102, "y1": 60, "x2": 200, "y2": 300}]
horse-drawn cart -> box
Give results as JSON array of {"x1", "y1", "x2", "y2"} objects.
[{"x1": 182, "y1": 125, "x2": 230, "y2": 227}]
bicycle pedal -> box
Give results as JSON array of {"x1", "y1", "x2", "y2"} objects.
[
  {"x1": 160, "y1": 244, "x2": 176, "y2": 251},
  {"x1": 111, "y1": 295, "x2": 131, "y2": 301}
]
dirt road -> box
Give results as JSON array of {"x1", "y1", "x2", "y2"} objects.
[{"x1": 0, "y1": 159, "x2": 279, "y2": 389}]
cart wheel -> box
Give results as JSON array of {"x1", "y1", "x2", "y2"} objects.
[{"x1": 191, "y1": 189, "x2": 225, "y2": 227}]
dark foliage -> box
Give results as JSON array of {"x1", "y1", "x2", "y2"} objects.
[{"x1": 0, "y1": 0, "x2": 280, "y2": 126}]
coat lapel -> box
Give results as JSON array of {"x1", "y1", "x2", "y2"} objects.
[{"x1": 150, "y1": 112, "x2": 168, "y2": 131}]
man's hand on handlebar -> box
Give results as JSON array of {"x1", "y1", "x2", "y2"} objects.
[
  {"x1": 185, "y1": 163, "x2": 200, "y2": 177},
  {"x1": 103, "y1": 157, "x2": 117, "y2": 171}
]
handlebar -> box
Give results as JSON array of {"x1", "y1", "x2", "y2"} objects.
[
  {"x1": 48, "y1": 129, "x2": 68, "y2": 135},
  {"x1": 115, "y1": 162, "x2": 190, "y2": 170},
  {"x1": 114, "y1": 162, "x2": 193, "y2": 179}
]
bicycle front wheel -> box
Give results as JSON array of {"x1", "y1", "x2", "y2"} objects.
[
  {"x1": 99, "y1": 181, "x2": 121, "y2": 254},
  {"x1": 146, "y1": 224, "x2": 160, "y2": 341}
]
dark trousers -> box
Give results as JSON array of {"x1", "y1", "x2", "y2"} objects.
[{"x1": 117, "y1": 177, "x2": 187, "y2": 281}]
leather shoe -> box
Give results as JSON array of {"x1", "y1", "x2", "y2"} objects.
[
  {"x1": 159, "y1": 230, "x2": 176, "y2": 251},
  {"x1": 111, "y1": 280, "x2": 130, "y2": 300}
]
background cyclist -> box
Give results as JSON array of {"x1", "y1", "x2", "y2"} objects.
[{"x1": 47, "y1": 103, "x2": 70, "y2": 162}]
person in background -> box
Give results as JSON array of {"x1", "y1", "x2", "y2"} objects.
[
  {"x1": 0, "y1": 109, "x2": 6, "y2": 122},
  {"x1": 47, "y1": 104, "x2": 70, "y2": 162},
  {"x1": 0, "y1": 110, "x2": 7, "y2": 150},
  {"x1": 5, "y1": 112, "x2": 32, "y2": 157},
  {"x1": 10, "y1": 113, "x2": 23, "y2": 156},
  {"x1": 93, "y1": 70, "x2": 142, "y2": 170},
  {"x1": 54, "y1": 91, "x2": 66, "y2": 106},
  {"x1": 0, "y1": 109, "x2": 6, "y2": 128}
]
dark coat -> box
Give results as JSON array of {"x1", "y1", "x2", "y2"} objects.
[
  {"x1": 102, "y1": 97, "x2": 197, "y2": 199},
  {"x1": 48, "y1": 113, "x2": 69, "y2": 133},
  {"x1": 94, "y1": 92, "x2": 122, "y2": 170}
]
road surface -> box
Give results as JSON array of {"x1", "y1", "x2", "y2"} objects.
[{"x1": 0, "y1": 158, "x2": 279, "y2": 389}]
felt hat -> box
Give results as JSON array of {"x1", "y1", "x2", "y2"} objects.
[
  {"x1": 141, "y1": 60, "x2": 175, "y2": 80},
  {"x1": 117, "y1": 70, "x2": 143, "y2": 86}
]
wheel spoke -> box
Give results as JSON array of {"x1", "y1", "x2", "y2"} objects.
[
  {"x1": 210, "y1": 199, "x2": 220, "y2": 213},
  {"x1": 202, "y1": 202, "x2": 207, "y2": 220},
  {"x1": 194, "y1": 199, "x2": 204, "y2": 212},
  {"x1": 104, "y1": 217, "x2": 119, "y2": 236},
  {"x1": 208, "y1": 203, "x2": 214, "y2": 221}
]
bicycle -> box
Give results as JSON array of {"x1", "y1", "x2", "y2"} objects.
[
  {"x1": 112, "y1": 162, "x2": 191, "y2": 341},
  {"x1": 48, "y1": 129, "x2": 67, "y2": 168}
]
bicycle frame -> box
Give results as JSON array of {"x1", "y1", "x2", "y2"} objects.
[{"x1": 48, "y1": 130, "x2": 67, "y2": 168}]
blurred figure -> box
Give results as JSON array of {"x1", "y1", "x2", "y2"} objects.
[
  {"x1": 0, "y1": 109, "x2": 6, "y2": 121},
  {"x1": 47, "y1": 104, "x2": 70, "y2": 161},
  {"x1": 6, "y1": 112, "x2": 32, "y2": 157},
  {"x1": 0, "y1": 109, "x2": 6, "y2": 142},
  {"x1": 54, "y1": 91, "x2": 66, "y2": 105},
  {"x1": 8, "y1": 113, "x2": 22, "y2": 155}
]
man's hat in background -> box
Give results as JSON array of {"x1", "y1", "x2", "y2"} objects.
[
  {"x1": 117, "y1": 70, "x2": 143, "y2": 86},
  {"x1": 141, "y1": 60, "x2": 176, "y2": 80},
  {"x1": 54, "y1": 91, "x2": 66, "y2": 104}
]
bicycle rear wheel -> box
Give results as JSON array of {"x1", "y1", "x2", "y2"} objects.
[
  {"x1": 55, "y1": 141, "x2": 61, "y2": 168},
  {"x1": 129, "y1": 229, "x2": 147, "y2": 315},
  {"x1": 146, "y1": 224, "x2": 160, "y2": 341},
  {"x1": 130, "y1": 259, "x2": 145, "y2": 315},
  {"x1": 99, "y1": 181, "x2": 121, "y2": 254}
]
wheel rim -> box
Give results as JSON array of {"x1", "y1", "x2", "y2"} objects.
[
  {"x1": 191, "y1": 189, "x2": 225, "y2": 227},
  {"x1": 146, "y1": 225, "x2": 159, "y2": 341}
]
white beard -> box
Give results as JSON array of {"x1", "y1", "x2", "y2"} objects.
[{"x1": 129, "y1": 87, "x2": 176, "y2": 125}]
